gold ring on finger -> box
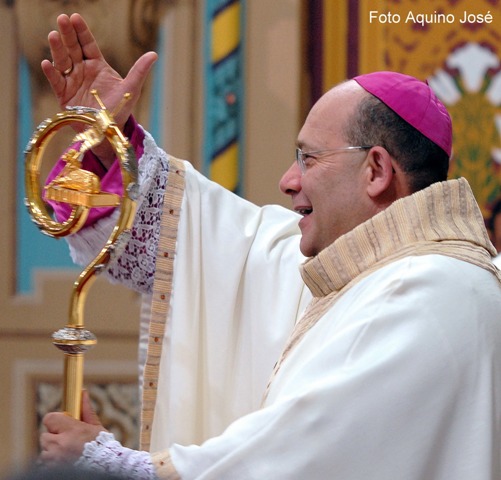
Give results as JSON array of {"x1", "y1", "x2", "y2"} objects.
[{"x1": 62, "y1": 63, "x2": 74, "y2": 76}]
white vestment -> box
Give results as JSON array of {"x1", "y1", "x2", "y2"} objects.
[{"x1": 66, "y1": 130, "x2": 501, "y2": 479}]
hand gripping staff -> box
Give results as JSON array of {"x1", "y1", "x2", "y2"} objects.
[{"x1": 24, "y1": 91, "x2": 138, "y2": 419}]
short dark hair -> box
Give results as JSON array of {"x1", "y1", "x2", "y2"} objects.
[{"x1": 344, "y1": 92, "x2": 450, "y2": 192}]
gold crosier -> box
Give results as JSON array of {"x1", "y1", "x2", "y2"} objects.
[{"x1": 24, "y1": 91, "x2": 138, "y2": 419}]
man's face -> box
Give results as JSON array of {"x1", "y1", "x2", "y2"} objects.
[{"x1": 279, "y1": 82, "x2": 372, "y2": 258}]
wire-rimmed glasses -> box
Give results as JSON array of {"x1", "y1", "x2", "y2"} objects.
[{"x1": 295, "y1": 146, "x2": 373, "y2": 173}]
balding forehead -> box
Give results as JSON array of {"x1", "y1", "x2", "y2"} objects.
[{"x1": 298, "y1": 81, "x2": 367, "y2": 148}]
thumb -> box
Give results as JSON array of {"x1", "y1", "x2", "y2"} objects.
[
  {"x1": 81, "y1": 389, "x2": 102, "y2": 426},
  {"x1": 124, "y1": 51, "x2": 158, "y2": 96},
  {"x1": 113, "y1": 51, "x2": 158, "y2": 129}
]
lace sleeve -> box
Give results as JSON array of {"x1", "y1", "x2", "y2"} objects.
[
  {"x1": 66, "y1": 130, "x2": 170, "y2": 294},
  {"x1": 75, "y1": 431, "x2": 158, "y2": 479}
]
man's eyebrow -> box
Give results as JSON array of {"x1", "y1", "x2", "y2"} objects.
[{"x1": 296, "y1": 141, "x2": 315, "y2": 150}]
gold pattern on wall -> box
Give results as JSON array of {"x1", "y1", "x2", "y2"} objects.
[
  {"x1": 36, "y1": 381, "x2": 140, "y2": 453},
  {"x1": 357, "y1": 0, "x2": 501, "y2": 216}
]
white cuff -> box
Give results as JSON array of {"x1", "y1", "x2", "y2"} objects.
[{"x1": 75, "y1": 431, "x2": 158, "y2": 479}]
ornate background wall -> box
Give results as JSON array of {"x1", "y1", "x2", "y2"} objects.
[{"x1": 1, "y1": 0, "x2": 499, "y2": 476}]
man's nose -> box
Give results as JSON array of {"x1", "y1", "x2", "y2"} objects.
[{"x1": 279, "y1": 161, "x2": 302, "y2": 196}]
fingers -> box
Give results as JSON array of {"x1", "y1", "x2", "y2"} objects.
[
  {"x1": 40, "y1": 58, "x2": 66, "y2": 99},
  {"x1": 48, "y1": 15, "x2": 75, "y2": 75},
  {"x1": 42, "y1": 16, "x2": 77, "y2": 99},
  {"x1": 48, "y1": 14, "x2": 102, "y2": 77},
  {"x1": 42, "y1": 13, "x2": 110, "y2": 108},
  {"x1": 81, "y1": 390, "x2": 101, "y2": 426},
  {"x1": 70, "y1": 13, "x2": 104, "y2": 63},
  {"x1": 40, "y1": 12, "x2": 156, "y2": 125},
  {"x1": 48, "y1": 34, "x2": 72, "y2": 75},
  {"x1": 56, "y1": 14, "x2": 81, "y2": 69},
  {"x1": 39, "y1": 408, "x2": 106, "y2": 466},
  {"x1": 39, "y1": 431, "x2": 72, "y2": 465},
  {"x1": 39, "y1": 428, "x2": 86, "y2": 465},
  {"x1": 43, "y1": 411, "x2": 73, "y2": 434}
]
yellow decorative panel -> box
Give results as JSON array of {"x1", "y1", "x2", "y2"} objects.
[
  {"x1": 323, "y1": 0, "x2": 349, "y2": 87},
  {"x1": 212, "y1": 1, "x2": 241, "y2": 63},
  {"x1": 358, "y1": 0, "x2": 501, "y2": 78},
  {"x1": 210, "y1": 142, "x2": 240, "y2": 192},
  {"x1": 322, "y1": 0, "x2": 501, "y2": 217},
  {"x1": 307, "y1": 0, "x2": 501, "y2": 217}
]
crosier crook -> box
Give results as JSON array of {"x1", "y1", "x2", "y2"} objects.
[{"x1": 24, "y1": 91, "x2": 138, "y2": 419}]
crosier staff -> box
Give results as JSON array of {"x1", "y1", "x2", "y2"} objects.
[{"x1": 24, "y1": 90, "x2": 138, "y2": 419}]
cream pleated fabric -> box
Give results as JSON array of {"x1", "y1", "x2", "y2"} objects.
[
  {"x1": 147, "y1": 162, "x2": 501, "y2": 478},
  {"x1": 64, "y1": 129, "x2": 501, "y2": 479},
  {"x1": 146, "y1": 157, "x2": 311, "y2": 451}
]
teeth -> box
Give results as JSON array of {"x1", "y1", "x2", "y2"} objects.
[{"x1": 296, "y1": 208, "x2": 312, "y2": 216}]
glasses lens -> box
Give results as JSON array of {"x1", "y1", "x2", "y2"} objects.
[{"x1": 295, "y1": 148, "x2": 304, "y2": 172}]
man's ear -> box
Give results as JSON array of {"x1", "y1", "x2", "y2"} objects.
[{"x1": 365, "y1": 146, "x2": 395, "y2": 199}]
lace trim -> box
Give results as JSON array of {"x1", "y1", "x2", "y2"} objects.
[
  {"x1": 66, "y1": 129, "x2": 169, "y2": 295},
  {"x1": 76, "y1": 431, "x2": 158, "y2": 479}
]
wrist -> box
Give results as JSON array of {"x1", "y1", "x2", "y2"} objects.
[{"x1": 91, "y1": 115, "x2": 144, "y2": 170}]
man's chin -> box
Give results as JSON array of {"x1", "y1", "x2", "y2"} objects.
[{"x1": 299, "y1": 237, "x2": 316, "y2": 258}]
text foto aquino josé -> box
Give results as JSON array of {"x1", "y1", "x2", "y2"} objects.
[{"x1": 369, "y1": 10, "x2": 493, "y2": 25}]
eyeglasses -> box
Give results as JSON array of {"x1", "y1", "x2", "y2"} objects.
[{"x1": 295, "y1": 146, "x2": 373, "y2": 174}]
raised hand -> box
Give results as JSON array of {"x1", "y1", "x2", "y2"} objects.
[{"x1": 41, "y1": 13, "x2": 158, "y2": 132}]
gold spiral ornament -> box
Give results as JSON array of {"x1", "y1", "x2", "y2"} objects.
[{"x1": 24, "y1": 91, "x2": 138, "y2": 419}]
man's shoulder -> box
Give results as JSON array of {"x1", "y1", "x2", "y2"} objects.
[{"x1": 347, "y1": 253, "x2": 501, "y2": 307}]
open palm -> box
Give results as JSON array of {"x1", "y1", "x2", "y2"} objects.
[{"x1": 41, "y1": 13, "x2": 157, "y2": 131}]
